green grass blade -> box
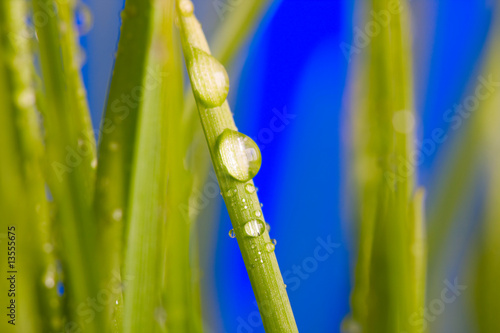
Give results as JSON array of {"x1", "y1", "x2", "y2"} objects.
[
  {"x1": 31, "y1": 0, "x2": 102, "y2": 330},
  {"x1": 0, "y1": 1, "x2": 61, "y2": 331},
  {"x1": 473, "y1": 10, "x2": 500, "y2": 332},
  {"x1": 347, "y1": 1, "x2": 424, "y2": 332},
  {"x1": 176, "y1": 1, "x2": 298, "y2": 331}
]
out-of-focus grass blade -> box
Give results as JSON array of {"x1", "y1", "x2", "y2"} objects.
[
  {"x1": 0, "y1": 1, "x2": 61, "y2": 332},
  {"x1": 31, "y1": 0, "x2": 101, "y2": 330},
  {"x1": 473, "y1": 8, "x2": 500, "y2": 332},
  {"x1": 347, "y1": 1, "x2": 425, "y2": 332}
]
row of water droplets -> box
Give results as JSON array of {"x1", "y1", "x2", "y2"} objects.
[{"x1": 178, "y1": 1, "x2": 274, "y2": 265}]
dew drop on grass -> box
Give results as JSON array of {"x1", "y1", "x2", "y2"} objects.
[
  {"x1": 243, "y1": 219, "x2": 265, "y2": 237},
  {"x1": 154, "y1": 307, "x2": 167, "y2": 326},
  {"x1": 245, "y1": 184, "x2": 256, "y2": 193},
  {"x1": 272, "y1": 239, "x2": 277, "y2": 246},
  {"x1": 76, "y1": 2, "x2": 93, "y2": 35},
  {"x1": 216, "y1": 129, "x2": 262, "y2": 182},
  {"x1": 265, "y1": 242, "x2": 275, "y2": 253},
  {"x1": 188, "y1": 48, "x2": 229, "y2": 108},
  {"x1": 228, "y1": 229, "x2": 236, "y2": 238},
  {"x1": 266, "y1": 223, "x2": 271, "y2": 232},
  {"x1": 341, "y1": 317, "x2": 362, "y2": 333},
  {"x1": 255, "y1": 211, "x2": 262, "y2": 217},
  {"x1": 112, "y1": 209, "x2": 123, "y2": 221}
]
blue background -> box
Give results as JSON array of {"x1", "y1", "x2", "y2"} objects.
[{"x1": 81, "y1": 0, "x2": 496, "y2": 332}]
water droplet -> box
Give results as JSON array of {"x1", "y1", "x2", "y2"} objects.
[
  {"x1": 272, "y1": 239, "x2": 277, "y2": 245},
  {"x1": 243, "y1": 219, "x2": 265, "y2": 237},
  {"x1": 216, "y1": 129, "x2": 262, "y2": 182},
  {"x1": 265, "y1": 242, "x2": 275, "y2": 253},
  {"x1": 242, "y1": 198, "x2": 246, "y2": 202},
  {"x1": 266, "y1": 223, "x2": 271, "y2": 232},
  {"x1": 245, "y1": 184, "x2": 256, "y2": 193},
  {"x1": 91, "y1": 159, "x2": 98, "y2": 169},
  {"x1": 115, "y1": 300, "x2": 119, "y2": 305},
  {"x1": 112, "y1": 209, "x2": 123, "y2": 221},
  {"x1": 16, "y1": 89, "x2": 35, "y2": 108},
  {"x1": 260, "y1": 203, "x2": 264, "y2": 207},
  {"x1": 341, "y1": 317, "x2": 362, "y2": 333},
  {"x1": 178, "y1": 0, "x2": 194, "y2": 16},
  {"x1": 392, "y1": 110, "x2": 415, "y2": 134},
  {"x1": 228, "y1": 229, "x2": 236, "y2": 238},
  {"x1": 109, "y1": 141, "x2": 119, "y2": 151},
  {"x1": 76, "y1": 2, "x2": 94, "y2": 35},
  {"x1": 188, "y1": 48, "x2": 229, "y2": 108},
  {"x1": 226, "y1": 189, "x2": 235, "y2": 197},
  {"x1": 154, "y1": 307, "x2": 167, "y2": 326},
  {"x1": 255, "y1": 211, "x2": 262, "y2": 217}
]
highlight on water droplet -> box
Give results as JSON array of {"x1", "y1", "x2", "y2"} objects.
[
  {"x1": 243, "y1": 219, "x2": 265, "y2": 237},
  {"x1": 265, "y1": 242, "x2": 275, "y2": 253},
  {"x1": 188, "y1": 48, "x2": 229, "y2": 108},
  {"x1": 216, "y1": 129, "x2": 262, "y2": 182},
  {"x1": 228, "y1": 229, "x2": 236, "y2": 238},
  {"x1": 245, "y1": 184, "x2": 256, "y2": 193},
  {"x1": 76, "y1": 2, "x2": 94, "y2": 35}
]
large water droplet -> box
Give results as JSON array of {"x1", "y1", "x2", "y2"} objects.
[
  {"x1": 188, "y1": 48, "x2": 229, "y2": 108},
  {"x1": 243, "y1": 219, "x2": 265, "y2": 237},
  {"x1": 228, "y1": 229, "x2": 236, "y2": 238},
  {"x1": 217, "y1": 129, "x2": 262, "y2": 182}
]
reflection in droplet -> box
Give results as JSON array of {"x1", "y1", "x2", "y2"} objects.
[
  {"x1": 243, "y1": 220, "x2": 265, "y2": 237},
  {"x1": 228, "y1": 229, "x2": 236, "y2": 238},
  {"x1": 217, "y1": 129, "x2": 262, "y2": 182}
]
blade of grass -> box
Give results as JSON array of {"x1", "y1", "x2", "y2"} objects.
[
  {"x1": 473, "y1": 9, "x2": 500, "y2": 332},
  {"x1": 347, "y1": 1, "x2": 425, "y2": 332},
  {"x1": 93, "y1": 0, "x2": 161, "y2": 329},
  {"x1": 121, "y1": 1, "x2": 177, "y2": 331},
  {"x1": 0, "y1": 1, "x2": 62, "y2": 331},
  {"x1": 176, "y1": 1, "x2": 298, "y2": 331},
  {"x1": 32, "y1": 0, "x2": 102, "y2": 330}
]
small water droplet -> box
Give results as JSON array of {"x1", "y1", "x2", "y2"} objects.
[
  {"x1": 76, "y1": 2, "x2": 94, "y2": 35},
  {"x1": 154, "y1": 307, "x2": 167, "y2": 326},
  {"x1": 242, "y1": 198, "x2": 246, "y2": 202},
  {"x1": 272, "y1": 239, "x2": 277, "y2": 245},
  {"x1": 115, "y1": 300, "x2": 119, "y2": 305},
  {"x1": 243, "y1": 219, "x2": 265, "y2": 237},
  {"x1": 245, "y1": 184, "x2": 256, "y2": 193},
  {"x1": 44, "y1": 270, "x2": 55, "y2": 288},
  {"x1": 216, "y1": 129, "x2": 262, "y2": 182},
  {"x1": 228, "y1": 229, "x2": 236, "y2": 238},
  {"x1": 112, "y1": 209, "x2": 123, "y2": 221},
  {"x1": 255, "y1": 211, "x2": 262, "y2": 217},
  {"x1": 260, "y1": 203, "x2": 264, "y2": 207},
  {"x1": 109, "y1": 141, "x2": 119, "y2": 151},
  {"x1": 266, "y1": 223, "x2": 271, "y2": 232},
  {"x1": 178, "y1": 0, "x2": 194, "y2": 16},
  {"x1": 265, "y1": 242, "x2": 275, "y2": 252},
  {"x1": 341, "y1": 317, "x2": 362, "y2": 333},
  {"x1": 188, "y1": 48, "x2": 229, "y2": 108},
  {"x1": 226, "y1": 189, "x2": 235, "y2": 197}
]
